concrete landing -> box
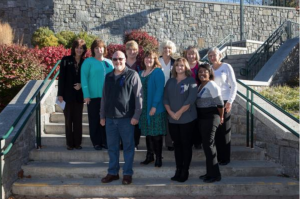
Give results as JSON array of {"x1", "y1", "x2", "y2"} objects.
[{"x1": 12, "y1": 177, "x2": 299, "y2": 198}]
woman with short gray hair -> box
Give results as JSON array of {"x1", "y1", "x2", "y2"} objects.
[{"x1": 207, "y1": 47, "x2": 237, "y2": 166}]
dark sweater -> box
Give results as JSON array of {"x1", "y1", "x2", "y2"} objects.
[
  {"x1": 57, "y1": 56, "x2": 84, "y2": 103},
  {"x1": 101, "y1": 67, "x2": 142, "y2": 120}
]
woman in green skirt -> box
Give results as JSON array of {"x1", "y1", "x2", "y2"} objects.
[{"x1": 139, "y1": 51, "x2": 167, "y2": 167}]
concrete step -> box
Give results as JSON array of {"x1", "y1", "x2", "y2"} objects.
[
  {"x1": 29, "y1": 146, "x2": 265, "y2": 162},
  {"x1": 40, "y1": 134, "x2": 246, "y2": 147},
  {"x1": 22, "y1": 160, "x2": 281, "y2": 178},
  {"x1": 50, "y1": 113, "x2": 89, "y2": 123},
  {"x1": 12, "y1": 177, "x2": 299, "y2": 197},
  {"x1": 44, "y1": 123, "x2": 89, "y2": 134},
  {"x1": 55, "y1": 104, "x2": 88, "y2": 113},
  {"x1": 226, "y1": 54, "x2": 253, "y2": 60}
]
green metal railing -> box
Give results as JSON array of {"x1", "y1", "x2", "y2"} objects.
[
  {"x1": 237, "y1": 79, "x2": 300, "y2": 148},
  {"x1": 240, "y1": 20, "x2": 300, "y2": 80},
  {"x1": 201, "y1": 34, "x2": 235, "y2": 62},
  {"x1": 0, "y1": 60, "x2": 61, "y2": 198}
]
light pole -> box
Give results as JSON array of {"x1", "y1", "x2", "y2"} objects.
[{"x1": 240, "y1": 0, "x2": 244, "y2": 40}]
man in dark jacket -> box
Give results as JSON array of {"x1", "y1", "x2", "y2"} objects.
[{"x1": 100, "y1": 51, "x2": 142, "y2": 185}]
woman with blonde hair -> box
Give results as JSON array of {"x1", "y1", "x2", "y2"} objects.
[
  {"x1": 139, "y1": 51, "x2": 167, "y2": 167},
  {"x1": 183, "y1": 46, "x2": 203, "y2": 150},
  {"x1": 159, "y1": 40, "x2": 177, "y2": 151},
  {"x1": 164, "y1": 57, "x2": 197, "y2": 182}
]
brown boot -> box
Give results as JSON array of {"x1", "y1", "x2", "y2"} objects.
[
  {"x1": 101, "y1": 174, "x2": 119, "y2": 183},
  {"x1": 122, "y1": 175, "x2": 132, "y2": 185}
]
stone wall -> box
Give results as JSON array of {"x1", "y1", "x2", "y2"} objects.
[
  {"x1": 232, "y1": 96, "x2": 299, "y2": 178},
  {"x1": 271, "y1": 42, "x2": 299, "y2": 86},
  {"x1": 0, "y1": 0, "x2": 298, "y2": 50}
]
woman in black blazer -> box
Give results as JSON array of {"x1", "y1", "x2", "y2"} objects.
[{"x1": 57, "y1": 39, "x2": 87, "y2": 150}]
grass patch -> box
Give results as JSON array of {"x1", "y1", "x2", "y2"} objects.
[{"x1": 260, "y1": 86, "x2": 299, "y2": 119}]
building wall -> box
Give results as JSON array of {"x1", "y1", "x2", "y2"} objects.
[{"x1": 0, "y1": 0, "x2": 298, "y2": 50}]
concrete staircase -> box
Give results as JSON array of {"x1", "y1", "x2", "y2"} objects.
[
  {"x1": 223, "y1": 54, "x2": 253, "y2": 80},
  {"x1": 11, "y1": 104, "x2": 299, "y2": 198}
]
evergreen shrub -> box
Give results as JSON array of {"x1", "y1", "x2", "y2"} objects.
[
  {"x1": 56, "y1": 31, "x2": 76, "y2": 48},
  {"x1": 31, "y1": 27, "x2": 59, "y2": 48}
]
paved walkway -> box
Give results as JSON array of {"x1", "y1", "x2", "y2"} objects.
[{"x1": 11, "y1": 196, "x2": 299, "y2": 199}]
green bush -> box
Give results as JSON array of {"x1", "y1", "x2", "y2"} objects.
[
  {"x1": 76, "y1": 32, "x2": 98, "y2": 49},
  {"x1": 31, "y1": 27, "x2": 59, "y2": 48},
  {"x1": 56, "y1": 31, "x2": 76, "y2": 48}
]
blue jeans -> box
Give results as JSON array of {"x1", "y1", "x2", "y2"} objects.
[{"x1": 105, "y1": 118, "x2": 135, "y2": 176}]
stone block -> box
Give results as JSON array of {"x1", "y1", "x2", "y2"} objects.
[
  {"x1": 214, "y1": 5, "x2": 221, "y2": 12},
  {"x1": 76, "y1": 10, "x2": 89, "y2": 22}
]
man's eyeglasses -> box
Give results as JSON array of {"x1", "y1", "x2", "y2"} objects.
[{"x1": 112, "y1": 58, "x2": 125, "y2": 61}]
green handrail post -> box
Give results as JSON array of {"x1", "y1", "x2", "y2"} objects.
[
  {"x1": 246, "y1": 88, "x2": 249, "y2": 147},
  {"x1": 36, "y1": 91, "x2": 41, "y2": 149},
  {"x1": 251, "y1": 91, "x2": 254, "y2": 148}
]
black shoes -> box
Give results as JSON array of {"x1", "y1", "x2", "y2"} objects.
[
  {"x1": 75, "y1": 146, "x2": 82, "y2": 150},
  {"x1": 171, "y1": 169, "x2": 181, "y2": 181},
  {"x1": 94, "y1": 145, "x2": 102, "y2": 150},
  {"x1": 219, "y1": 160, "x2": 230, "y2": 166},
  {"x1": 140, "y1": 153, "x2": 154, "y2": 165},
  {"x1": 203, "y1": 176, "x2": 221, "y2": 183},
  {"x1": 171, "y1": 169, "x2": 189, "y2": 182},
  {"x1": 199, "y1": 174, "x2": 207, "y2": 180},
  {"x1": 167, "y1": 146, "x2": 174, "y2": 151},
  {"x1": 67, "y1": 146, "x2": 73, "y2": 150},
  {"x1": 155, "y1": 156, "x2": 162, "y2": 167},
  {"x1": 177, "y1": 169, "x2": 189, "y2": 183}
]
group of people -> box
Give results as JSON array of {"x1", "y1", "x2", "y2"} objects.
[{"x1": 57, "y1": 38, "x2": 237, "y2": 185}]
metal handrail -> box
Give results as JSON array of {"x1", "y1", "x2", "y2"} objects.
[
  {"x1": 0, "y1": 60, "x2": 61, "y2": 198},
  {"x1": 240, "y1": 20, "x2": 300, "y2": 79},
  {"x1": 201, "y1": 34, "x2": 235, "y2": 62},
  {"x1": 237, "y1": 79, "x2": 299, "y2": 148},
  {"x1": 1, "y1": 61, "x2": 61, "y2": 141}
]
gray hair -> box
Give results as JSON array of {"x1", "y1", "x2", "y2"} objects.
[
  {"x1": 159, "y1": 40, "x2": 177, "y2": 55},
  {"x1": 207, "y1": 47, "x2": 224, "y2": 60}
]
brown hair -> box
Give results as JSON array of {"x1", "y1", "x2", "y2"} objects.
[
  {"x1": 91, "y1": 39, "x2": 107, "y2": 57},
  {"x1": 71, "y1": 39, "x2": 87, "y2": 58},
  {"x1": 141, "y1": 51, "x2": 161, "y2": 70},
  {"x1": 197, "y1": 63, "x2": 214, "y2": 83},
  {"x1": 171, "y1": 57, "x2": 192, "y2": 78}
]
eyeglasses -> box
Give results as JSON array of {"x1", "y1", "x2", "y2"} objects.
[{"x1": 112, "y1": 58, "x2": 125, "y2": 61}]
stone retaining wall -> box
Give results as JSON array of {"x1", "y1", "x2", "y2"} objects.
[
  {"x1": 232, "y1": 96, "x2": 299, "y2": 179},
  {"x1": 0, "y1": 0, "x2": 298, "y2": 50}
]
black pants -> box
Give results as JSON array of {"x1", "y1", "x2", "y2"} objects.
[
  {"x1": 134, "y1": 124, "x2": 141, "y2": 147},
  {"x1": 215, "y1": 101, "x2": 231, "y2": 162},
  {"x1": 198, "y1": 108, "x2": 221, "y2": 178},
  {"x1": 63, "y1": 102, "x2": 83, "y2": 147},
  {"x1": 87, "y1": 98, "x2": 106, "y2": 147},
  {"x1": 169, "y1": 120, "x2": 195, "y2": 170},
  {"x1": 145, "y1": 135, "x2": 163, "y2": 158},
  {"x1": 192, "y1": 119, "x2": 202, "y2": 147}
]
